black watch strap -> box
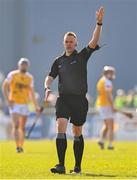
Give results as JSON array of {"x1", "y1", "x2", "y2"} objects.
[
  {"x1": 44, "y1": 87, "x2": 50, "y2": 91},
  {"x1": 97, "y1": 22, "x2": 103, "y2": 26}
]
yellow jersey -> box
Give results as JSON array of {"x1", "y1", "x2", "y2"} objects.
[
  {"x1": 96, "y1": 76, "x2": 113, "y2": 107},
  {"x1": 6, "y1": 70, "x2": 34, "y2": 104}
]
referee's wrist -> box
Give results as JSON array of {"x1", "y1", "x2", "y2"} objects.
[
  {"x1": 44, "y1": 87, "x2": 50, "y2": 91},
  {"x1": 97, "y1": 22, "x2": 103, "y2": 26}
]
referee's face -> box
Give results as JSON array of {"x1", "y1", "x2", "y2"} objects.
[{"x1": 64, "y1": 35, "x2": 77, "y2": 54}]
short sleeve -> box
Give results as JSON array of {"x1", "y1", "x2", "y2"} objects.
[
  {"x1": 26, "y1": 73, "x2": 34, "y2": 88},
  {"x1": 79, "y1": 45, "x2": 100, "y2": 62},
  {"x1": 30, "y1": 76, "x2": 34, "y2": 88},
  {"x1": 49, "y1": 60, "x2": 58, "y2": 79},
  {"x1": 6, "y1": 72, "x2": 13, "y2": 83},
  {"x1": 105, "y1": 79, "x2": 112, "y2": 91}
]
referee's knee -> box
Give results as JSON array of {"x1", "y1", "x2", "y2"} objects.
[
  {"x1": 72, "y1": 125, "x2": 82, "y2": 137},
  {"x1": 56, "y1": 118, "x2": 68, "y2": 133}
]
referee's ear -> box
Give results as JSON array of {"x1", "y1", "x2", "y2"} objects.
[{"x1": 75, "y1": 40, "x2": 78, "y2": 47}]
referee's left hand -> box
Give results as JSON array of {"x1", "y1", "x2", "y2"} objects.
[
  {"x1": 96, "y1": 6, "x2": 104, "y2": 23},
  {"x1": 44, "y1": 88, "x2": 52, "y2": 103}
]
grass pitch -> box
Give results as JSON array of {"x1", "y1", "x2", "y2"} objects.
[{"x1": 0, "y1": 140, "x2": 137, "y2": 179}]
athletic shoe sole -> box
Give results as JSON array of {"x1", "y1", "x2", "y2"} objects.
[
  {"x1": 70, "y1": 169, "x2": 81, "y2": 174},
  {"x1": 50, "y1": 168, "x2": 65, "y2": 174}
]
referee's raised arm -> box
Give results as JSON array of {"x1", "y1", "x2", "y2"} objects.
[{"x1": 88, "y1": 6, "x2": 104, "y2": 49}]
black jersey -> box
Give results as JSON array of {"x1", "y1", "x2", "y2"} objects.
[{"x1": 49, "y1": 45, "x2": 99, "y2": 95}]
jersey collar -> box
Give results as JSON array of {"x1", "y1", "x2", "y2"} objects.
[{"x1": 63, "y1": 49, "x2": 77, "y2": 57}]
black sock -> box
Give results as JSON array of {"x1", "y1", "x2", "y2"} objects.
[
  {"x1": 56, "y1": 133, "x2": 67, "y2": 166},
  {"x1": 73, "y1": 134, "x2": 84, "y2": 168}
]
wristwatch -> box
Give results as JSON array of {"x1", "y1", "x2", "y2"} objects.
[{"x1": 97, "y1": 22, "x2": 103, "y2": 26}]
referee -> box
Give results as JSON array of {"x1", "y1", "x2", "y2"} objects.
[{"x1": 44, "y1": 7, "x2": 104, "y2": 174}]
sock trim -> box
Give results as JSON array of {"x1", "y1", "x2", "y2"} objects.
[
  {"x1": 74, "y1": 135, "x2": 82, "y2": 141},
  {"x1": 57, "y1": 133, "x2": 66, "y2": 139}
]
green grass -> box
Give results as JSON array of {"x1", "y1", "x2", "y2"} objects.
[{"x1": 0, "y1": 140, "x2": 137, "y2": 179}]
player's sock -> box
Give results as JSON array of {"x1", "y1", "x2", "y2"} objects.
[
  {"x1": 73, "y1": 134, "x2": 84, "y2": 169},
  {"x1": 99, "y1": 138, "x2": 104, "y2": 143},
  {"x1": 16, "y1": 147, "x2": 24, "y2": 153},
  {"x1": 56, "y1": 133, "x2": 67, "y2": 166},
  {"x1": 108, "y1": 143, "x2": 114, "y2": 148},
  {"x1": 108, "y1": 142, "x2": 113, "y2": 147}
]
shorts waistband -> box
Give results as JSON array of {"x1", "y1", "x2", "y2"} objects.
[{"x1": 59, "y1": 94, "x2": 86, "y2": 97}]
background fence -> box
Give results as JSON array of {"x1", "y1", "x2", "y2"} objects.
[{"x1": 0, "y1": 108, "x2": 137, "y2": 140}]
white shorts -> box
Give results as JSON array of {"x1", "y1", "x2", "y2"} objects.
[
  {"x1": 98, "y1": 106, "x2": 115, "y2": 120},
  {"x1": 9, "y1": 104, "x2": 30, "y2": 116}
]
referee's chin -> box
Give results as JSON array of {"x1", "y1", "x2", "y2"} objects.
[{"x1": 65, "y1": 49, "x2": 75, "y2": 54}]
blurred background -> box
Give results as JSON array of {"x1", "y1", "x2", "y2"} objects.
[{"x1": 0, "y1": 0, "x2": 137, "y2": 140}]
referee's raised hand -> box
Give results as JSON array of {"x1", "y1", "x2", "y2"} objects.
[{"x1": 96, "y1": 6, "x2": 104, "y2": 23}]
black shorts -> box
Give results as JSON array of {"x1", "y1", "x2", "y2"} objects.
[{"x1": 55, "y1": 95, "x2": 88, "y2": 126}]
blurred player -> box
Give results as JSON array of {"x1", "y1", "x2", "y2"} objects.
[
  {"x1": 96, "y1": 66, "x2": 116, "y2": 150},
  {"x1": 44, "y1": 7, "x2": 104, "y2": 174},
  {"x1": 2, "y1": 58, "x2": 40, "y2": 153}
]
